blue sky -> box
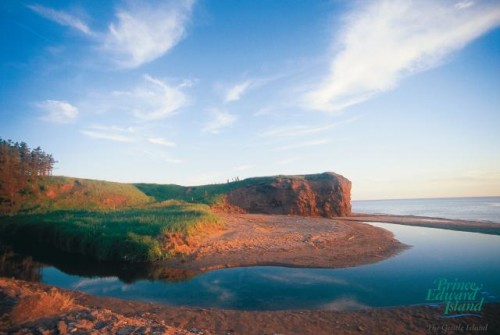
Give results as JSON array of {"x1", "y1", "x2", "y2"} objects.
[{"x1": 1, "y1": 0, "x2": 499, "y2": 200}]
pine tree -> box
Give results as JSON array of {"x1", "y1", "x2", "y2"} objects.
[{"x1": 0, "y1": 138, "x2": 56, "y2": 213}]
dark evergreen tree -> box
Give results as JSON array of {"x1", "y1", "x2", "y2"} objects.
[{"x1": 0, "y1": 138, "x2": 56, "y2": 213}]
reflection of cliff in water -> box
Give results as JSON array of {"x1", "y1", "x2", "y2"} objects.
[{"x1": 0, "y1": 243, "x2": 198, "y2": 284}]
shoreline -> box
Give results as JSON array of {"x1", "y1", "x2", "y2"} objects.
[
  {"x1": 159, "y1": 213, "x2": 408, "y2": 272},
  {"x1": 344, "y1": 213, "x2": 500, "y2": 235},
  {"x1": 2, "y1": 213, "x2": 500, "y2": 334}
]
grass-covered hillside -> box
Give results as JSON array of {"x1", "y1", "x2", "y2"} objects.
[
  {"x1": 0, "y1": 201, "x2": 221, "y2": 262},
  {"x1": 0, "y1": 176, "x2": 223, "y2": 262},
  {"x1": 23, "y1": 176, "x2": 152, "y2": 213}
]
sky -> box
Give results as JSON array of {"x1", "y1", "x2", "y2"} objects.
[{"x1": 1, "y1": 0, "x2": 499, "y2": 200}]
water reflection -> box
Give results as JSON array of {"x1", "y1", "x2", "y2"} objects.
[
  {"x1": 0, "y1": 243, "x2": 198, "y2": 283},
  {"x1": 1, "y1": 224, "x2": 500, "y2": 311},
  {"x1": 0, "y1": 246, "x2": 42, "y2": 282}
]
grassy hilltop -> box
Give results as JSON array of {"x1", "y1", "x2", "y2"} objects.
[{"x1": 1, "y1": 173, "x2": 343, "y2": 262}]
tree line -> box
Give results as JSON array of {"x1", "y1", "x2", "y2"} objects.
[{"x1": 0, "y1": 138, "x2": 56, "y2": 212}]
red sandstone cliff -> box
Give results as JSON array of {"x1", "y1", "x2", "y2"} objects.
[{"x1": 224, "y1": 172, "x2": 351, "y2": 217}]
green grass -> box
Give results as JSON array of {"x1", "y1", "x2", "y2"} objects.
[
  {"x1": 134, "y1": 174, "x2": 314, "y2": 205},
  {"x1": 21, "y1": 176, "x2": 152, "y2": 213},
  {"x1": 0, "y1": 201, "x2": 222, "y2": 262}
]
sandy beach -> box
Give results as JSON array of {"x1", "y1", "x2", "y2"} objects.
[{"x1": 162, "y1": 213, "x2": 407, "y2": 272}]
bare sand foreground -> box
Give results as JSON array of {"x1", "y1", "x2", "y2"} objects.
[
  {"x1": 1, "y1": 278, "x2": 499, "y2": 335},
  {"x1": 1, "y1": 213, "x2": 500, "y2": 334}
]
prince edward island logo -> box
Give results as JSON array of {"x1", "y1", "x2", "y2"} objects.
[{"x1": 426, "y1": 278, "x2": 484, "y2": 317}]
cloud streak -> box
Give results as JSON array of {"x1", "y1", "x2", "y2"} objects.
[
  {"x1": 81, "y1": 125, "x2": 135, "y2": 142},
  {"x1": 38, "y1": 100, "x2": 79, "y2": 123},
  {"x1": 304, "y1": 0, "x2": 500, "y2": 112},
  {"x1": 148, "y1": 137, "x2": 176, "y2": 147},
  {"x1": 27, "y1": 4, "x2": 92, "y2": 35},
  {"x1": 203, "y1": 109, "x2": 237, "y2": 134},
  {"x1": 112, "y1": 75, "x2": 189, "y2": 121},
  {"x1": 104, "y1": 0, "x2": 195, "y2": 68},
  {"x1": 224, "y1": 80, "x2": 254, "y2": 102}
]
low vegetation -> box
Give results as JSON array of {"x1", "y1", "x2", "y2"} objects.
[
  {"x1": 10, "y1": 287, "x2": 74, "y2": 324},
  {"x1": 0, "y1": 201, "x2": 222, "y2": 262}
]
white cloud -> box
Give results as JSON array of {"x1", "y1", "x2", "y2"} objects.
[
  {"x1": 304, "y1": 0, "x2": 500, "y2": 112},
  {"x1": 224, "y1": 80, "x2": 253, "y2": 102},
  {"x1": 203, "y1": 109, "x2": 237, "y2": 134},
  {"x1": 148, "y1": 137, "x2": 176, "y2": 147},
  {"x1": 113, "y1": 75, "x2": 189, "y2": 121},
  {"x1": 455, "y1": 1, "x2": 475, "y2": 10},
  {"x1": 27, "y1": 4, "x2": 92, "y2": 35},
  {"x1": 81, "y1": 125, "x2": 135, "y2": 142},
  {"x1": 38, "y1": 100, "x2": 79, "y2": 123},
  {"x1": 103, "y1": 0, "x2": 195, "y2": 68}
]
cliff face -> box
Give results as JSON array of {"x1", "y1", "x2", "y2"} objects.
[{"x1": 225, "y1": 172, "x2": 351, "y2": 217}]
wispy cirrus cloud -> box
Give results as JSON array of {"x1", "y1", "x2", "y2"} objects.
[
  {"x1": 37, "y1": 100, "x2": 79, "y2": 123},
  {"x1": 81, "y1": 125, "x2": 135, "y2": 142},
  {"x1": 27, "y1": 4, "x2": 92, "y2": 35},
  {"x1": 203, "y1": 109, "x2": 237, "y2": 134},
  {"x1": 148, "y1": 137, "x2": 176, "y2": 147},
  {"x1": 455, "y1": 1, "x2": 475, "y2": 10},
  {"x1": 224, "y1": 80, "x2": 254, "y2": 103},
  {"x1": 304, "y1": 0, "x2": 500, "y2": 112},
  {"x1": 104, "y1": 0, "x2": 195, "y2": 68},
  {"x1": 112, "y1": 74, "x2": 190, "y2": 121}
]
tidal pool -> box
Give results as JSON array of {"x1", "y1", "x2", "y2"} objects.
[{"x1": 2, "y1": 222, "x2": 499, "y2": 310}]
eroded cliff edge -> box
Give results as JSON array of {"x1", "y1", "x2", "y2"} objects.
[{"x1": 223, "y1": 172, "x2": 351, "y2": 217}]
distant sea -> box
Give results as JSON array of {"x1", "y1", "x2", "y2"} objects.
[{"x1": 352, "y1": 197, "x2": 500, "y2": 224}]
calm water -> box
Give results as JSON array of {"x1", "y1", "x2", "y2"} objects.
[
  {"x1": 2, "y1": 223, "x2": 499, "y2": 310},
  {"x1": 352, "y1": 197, "x2": 500, "y2": 223}
]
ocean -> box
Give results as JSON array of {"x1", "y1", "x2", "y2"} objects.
[{"x1": 352, "y1": 197, "x2": 500, "y2": 224}]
